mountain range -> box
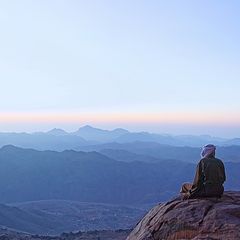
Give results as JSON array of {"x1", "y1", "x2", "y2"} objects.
[
  {"x1": 0, "y1": 126, "x2": 239, "y2": 236},
  {"x1": 78, "y1": 141, "x2": 240, "y2": 163},
  {"x1": 0, "y1": 145, "x2": 239, "y2": 206},
  {"x1": 0, "y1": 125, "x2": 239, "y2": 151}
]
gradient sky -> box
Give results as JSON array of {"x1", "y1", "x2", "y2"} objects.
[{"x1": 0, "y1": 1, "x2": 239, "y2": 137}]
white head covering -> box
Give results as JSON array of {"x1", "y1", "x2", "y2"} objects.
[{"x1": 201, "y1": 144, "x2": 216, "y2": 158}]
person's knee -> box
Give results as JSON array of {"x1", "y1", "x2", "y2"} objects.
[{"x1": 180, "y1": 183, "x2": 192, "y2": 193}]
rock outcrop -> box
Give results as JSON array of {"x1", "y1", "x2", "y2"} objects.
[{"x1": 127, "y1": 191, "x2": 240, "y2": 240}]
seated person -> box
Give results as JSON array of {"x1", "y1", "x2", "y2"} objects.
[{"x1": 180, "y1": 144, "x2": 226, "y2": 199}]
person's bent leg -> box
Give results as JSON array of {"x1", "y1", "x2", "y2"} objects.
[{"x1": 180, "y1": 183, "x2": 193, "y2": 200}]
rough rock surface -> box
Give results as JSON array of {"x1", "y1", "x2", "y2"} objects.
[{"x1": 127, "y1": 191, "x2": 240, "y2": 240}]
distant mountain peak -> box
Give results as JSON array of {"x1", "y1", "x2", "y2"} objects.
[
  {"x1": 112, "y1": 128, "x2": 129, "y2": 133},
  {"x1": 77, "y1": 125, "x2": 102, "y2": 132},
  {"x1": 47, "y1": 128, "x2": 68, "y2": 136},
  {"x1": 71, "y1": 126, "x2": 129, "y2": 142},
  {"x1": 80, "y1": 125, "x2": 94, "y2": 129},
  {"x1": 78, "y1": 125, "x2": 129, "y2": 133}
]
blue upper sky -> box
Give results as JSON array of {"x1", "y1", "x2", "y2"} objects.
[{"x1": 0, "y1": 1, "x2": 239, "y2": 137}]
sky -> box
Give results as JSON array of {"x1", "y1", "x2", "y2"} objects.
[{"x1": 0, "y1": 1, "x2": 239, "y2": 137}]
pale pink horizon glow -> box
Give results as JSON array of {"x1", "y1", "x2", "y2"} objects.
[{"x1": 0, "y1": 112, "x2": 240, "y2": 126}]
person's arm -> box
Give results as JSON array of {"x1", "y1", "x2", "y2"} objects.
[
  {"x1": 221, "y1": 162, "x2": 226, "y2": 182},
  {"x1": 191, "y1": 160, "x2": 202, "y2": 192}
]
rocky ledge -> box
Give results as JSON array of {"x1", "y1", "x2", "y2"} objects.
[{"x1": 127, "y1": 191, "x2": 240, "y2": 240}]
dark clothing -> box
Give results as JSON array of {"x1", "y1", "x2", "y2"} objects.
[{"x1": 189, "y1": 157, "x2": 226, "y2": 198}]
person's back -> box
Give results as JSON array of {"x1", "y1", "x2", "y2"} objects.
[
  {"x1": 197, "y1": 156, "x2": 226, "y2": 197},
  {"x1": 180, "y1": 144, "x2": 226, "y2": 199}
]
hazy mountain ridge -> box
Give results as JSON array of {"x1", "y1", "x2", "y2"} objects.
[
  {"x1": 0, "y1": 145, "x2": 239, "y2": 205},
  {"x1": 70, "y1": 125, "x2": 129, "y2": 142},
  {"x1": 0, "y1": 144, "x2": 239, "y2": 237},
  {"x1": 0, "y1": 126, "x2": 238, "y2": 151},
  {"x1": 0, "y1": 132, "x2": 88, "y2": 151},
  {"x1": 78, "y1": 141, "x2": 240, "y2": 163},
  {"x1": 99, "y1": 149, "x2": 161, "y2": 163},
  {"x1": 0, "y1": 145, "x2": 191, "y2": 204}
]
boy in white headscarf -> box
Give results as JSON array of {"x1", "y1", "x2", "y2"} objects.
[{"x1": 180, "y1": 144, "x2": 226, "y2": 199}]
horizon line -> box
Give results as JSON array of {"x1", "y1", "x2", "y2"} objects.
[{"x1": 0, "y1": 124, "x2": 237, "y2": 140}]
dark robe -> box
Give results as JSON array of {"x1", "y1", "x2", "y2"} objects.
[{"x1": 189, "y1": 157, "x2": 226, "y2": 198}]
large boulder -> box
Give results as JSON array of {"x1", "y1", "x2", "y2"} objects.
[{"x1": 127, "y1": 191, "x2": 240, "y2": 240}]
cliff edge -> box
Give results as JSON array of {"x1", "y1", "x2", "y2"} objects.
[{"x1": 126, "y1": 191, "x2": 240, "y2": 240}]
